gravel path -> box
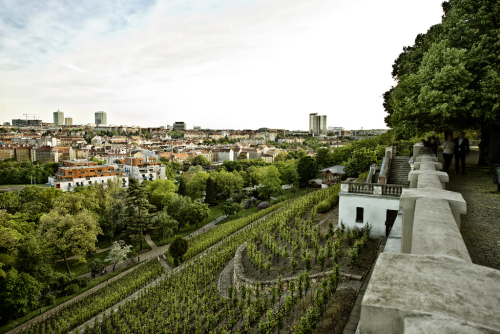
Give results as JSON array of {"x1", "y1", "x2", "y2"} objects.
[{"x1": 439, "y1": 150, "x2": 500, "y2": 270}]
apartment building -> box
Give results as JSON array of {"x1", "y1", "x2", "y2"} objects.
[
  {"x1": 48, "y1": 160, "x2": 128, "y2": 191},
  {"x1": 117, "y1": 156, "x2": 166, "y2": 184},
  {"x1": 0, "y1": 145, "x2": 15, "y2": 160},
  {"x1": 35, "y1": 146, "x2": 58, "y2": 162},
  {"x1": 15, "y1": 145, "x2": 34, "y2": 162}
]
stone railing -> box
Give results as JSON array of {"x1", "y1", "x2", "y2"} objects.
[
  {"x1": 341, "y1": 182, "x2": 407, "y2": 197},
  {"x1": 232, "y1": 243, "x2": 361, "y2": 295},
  {"x1": 358, "y1": 142, "x2": 500, "y2": 334},
  {"x1": 378, "y1": 146, "x2": 396, "y2": 184}
]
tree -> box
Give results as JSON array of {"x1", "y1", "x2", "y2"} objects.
[
  {"x1": 169, "y1": 236, "x2": 188, "y2": 266},
  {"x1": 166, "y1": 194, "x2": 192, "y2": 231},
  {"x1": 39, "y1": 206, "x2": 101, "y2": 276},
  {"x1": 146, "y1": 179, "x2": 178, "y2": 211},
  {"x1": 185, "y1": 202, "x2": 210, "y2": 228},
  {"x1": 192, "y1": 155, "x2": 211, "y2": 166},
  {"x1": 152, "y1": 210, "x2": 178, "y2": 245},
  {"x1": 291, "y1": 169, "x2": 300, "y2": 196},
  {"x1": 186, "y1": 171, "x2": 209, "y2": 199},
  {"x1": 105, "y1": 240, "x2": 132, "y2": 271},
  {"x1": 89, "y1": 258, "x2": 103, "y2": 278},
  {"x1": 384, "y1": 0, "x2": 500, "y2": 171},
  {"x1": 238, "y1": 152, "x2": 248, "y2": 160},
  {"x1": 231, "y1": 202, "x2": 244, "y2": 217},
  {"x1": 343, "y1": 148, "x2": 378, "y2": 178},
  {"x1": 297, "y1": 156, "x2": 316, "y2": 186},
  {"x1": 315, "y1": 148, "x2": 333, "y2": 170},
  {"x1": 258, "y1": 165, "x2": 283, "y2": 200},
  {"x1": 177, "y1": 177, "x2": 187, "y2": 196},
  {"x1": 205, "y1": 176, "x2": 217, "y2": 206},
  {"x1": 122, "y1": 178, "x2": 156, "y2": 251},
  {"x1": 1, "y1": 268, "x2": 42, "y2": 318}
]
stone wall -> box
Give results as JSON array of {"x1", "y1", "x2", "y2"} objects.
[
  {"x1": 233, "y1": 243, "x2": 361, "y2": 295},
  {"x1": 359, "y1": 143, "x2": 500, "y2": 334}
]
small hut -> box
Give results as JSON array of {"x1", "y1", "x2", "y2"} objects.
[{"x1": 319, "y1": 165, "x2": 345, "y2": 186}]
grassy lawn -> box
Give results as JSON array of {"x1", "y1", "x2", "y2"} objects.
[
  {"x1": 0, "y1": 263, "x2": 138, "y2": 334},
  {"x1": 151, "y1": 204, "x2": 226, "y2": 247},
  {"x1": 95, "y1": 234, "x2": 113, "y2": 250},
  {"x1": 53, "y1": 237, "x2": 151, "y2": 276},
  {"x1": 279, "y1": 187, "x2": 307, "y2": 199}
]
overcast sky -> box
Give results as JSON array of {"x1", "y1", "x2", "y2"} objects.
[{"x1": 0, "y1": 0, "x2": 444, "y2": 130}]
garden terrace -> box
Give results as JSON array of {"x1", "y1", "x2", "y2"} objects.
[{"x1": 359, "y1": 143, "x2": 500, "y2": 334}]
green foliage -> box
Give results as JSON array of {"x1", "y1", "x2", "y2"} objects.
[
  {"x1": 258, "y1": 165, "x2": 283, "y2": 200},
  {"x1": 121, "y1": 178, "x2": 156, "y2": 251},
  {"x1": 192, "y1": 155, "x2": 211, "y2": 166},
  {"x1": 297, "y1": 156, "x2": 316, "y2": 185},
  {"x1": 185, "y1": 202, "x2": 210, "y2": 228},
  {"x1": 384, "y1": 0, "x2": 500, "y2": 166},
  {"x1": 316, "y1": 186, "x2": 340, "y2": 213},
  {"x1": 169, "y1": 236, "x2": 189, "y2": 266},
  {"x1": 1, "y1": 268, "x2": 42, "y2": 318},
  {"x1": 177, "y1": 177, "x2": 187, "y2": 196},
  {"x1": 204, "y1": 176, "x2": 217, "y2": 206},
  {"x1": 343, "y1": 147, "x2": 378, "y2": 178}
]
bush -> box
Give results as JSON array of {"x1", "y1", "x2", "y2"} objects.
[
  {"x1": 233, "y1": 192, "x2": 247, "y2": 203},
  {"x1": 41, "y1": 294, "x2": 56, "y2": 306},
  {"x1": 316, "y1": 193, "x2": 339, "y2": 213},
  {"x1": 243, "y1": 197, "x2": 256, "y2": 209},
  {"x1": 257, "y1": 202, "x2": 270, "y2": 211},
  {"x1": 72, "y1": 277, "x2": 89, "y2": 288},
  {"x1": 357, "y1": 170, "x2": 370, "y2": 183},
  {"x1": 64, "y1": 283, "x2": 79, "y2": 295},
  {"x1": 169, "y1": 235, "x2": 189, "y2": 267},
  {"x1": 271, "y1": 196, "x2": 287, "y2": 205}
]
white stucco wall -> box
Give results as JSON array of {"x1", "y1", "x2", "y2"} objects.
[{"x1": 338, "y1": 192, "x2": 400, "y2": 236}]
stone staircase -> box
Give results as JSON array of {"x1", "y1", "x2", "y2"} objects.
[{"x1": 387, "y1": 156, "x2": 411, "y2": 185}]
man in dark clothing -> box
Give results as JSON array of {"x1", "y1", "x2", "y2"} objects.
[{"x1": 454, "y1": 132, "x2": 470, "y2": 174}]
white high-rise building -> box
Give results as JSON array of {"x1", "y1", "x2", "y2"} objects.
[
  {"x1": 309, "y1": 113, "x2": 327, "y2": 136},
  {"x1": 53, "y1": 110, "x2": 64, "y2": 125},
  {"x1": 95, "y1": 111, "x2": 107, "y2": 125}
]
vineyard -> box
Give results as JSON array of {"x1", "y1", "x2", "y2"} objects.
[{"x1": 18, "y1": 187, "x2": 379, "y2": 334}]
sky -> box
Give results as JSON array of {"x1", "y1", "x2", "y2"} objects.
[{"x1": 0, "y1": 0, "x2": 445, "y2": 130}]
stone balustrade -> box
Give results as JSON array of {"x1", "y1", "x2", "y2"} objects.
[
  {"x1": 341, "y1": 182, "x2": 407, "y2": 197},
  {"x1": 358, "y1": 142, "x2": 500, "y2": 334}
]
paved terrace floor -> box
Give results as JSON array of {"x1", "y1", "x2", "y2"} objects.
[{"x1": 438, "y1": 149, "x2": 500, "y2": 271}]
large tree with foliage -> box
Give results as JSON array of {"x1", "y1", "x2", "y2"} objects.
[
  {"x1": 297, "y1": 156, "x2": 317, "y2": 185},
  {"x1": 122, "y1": 178, "x2": 156, "y2": 251},
  {"x1": 39, "y1": 203, "x2": 101, "y2": 275},
  {"x1": 205, "y1": 176, "x2": 217, "y2": 206},
  {"x1": 258, "y1": 165, "x2": 283, "y2": 200},
  {"x1": 384, "y1": 0, "x2": 500, "y2": 170},
  {"x1": 185, "y1": 202, "x2": 210, "y2": 228},
  {"x1": 152, "y1": 210, "x2": 178, "y2": 245}
]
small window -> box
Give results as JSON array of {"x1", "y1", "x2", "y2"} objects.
[{"x1": 356, "y1": 207, "x2": 364, "y2": 223}]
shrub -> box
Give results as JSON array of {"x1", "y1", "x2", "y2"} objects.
[
  {"x1": 233, "y1": 193, "x2": 247, "y2": 203},
  {"x1": 271, "y1": 196, "x2": 287, "y2": 205},
  {"x1": 257, "y1": 202, "x2": 270, "y2": 211},
  {"x1": 89, "y1": 258, "x2": 103, "y2": 278},
  {"x1": 64, "y1": 283, "x2": 79, "y2": 295},
  {"x1": 169, "y1": 235, "x2": 189, "y2": 266},
  {"x1": 41, "y1": 294, "x2": 56, "y2": 306},
  {"x1": 72, "y1": 277, "x2": 89, "y2": 288},
  {"x1": 316, "y1": 193, "x2": 339, "y2": 213},
  {"x1": 243, "y1": 197, "x2": 257, "y2": 209}
]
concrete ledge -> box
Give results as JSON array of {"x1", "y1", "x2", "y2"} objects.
[
  {"x1": 416, "y1": 173, "x2": 444, "y2": 190},
  {"x1": 359, "y1": 253, "x2": 500, "y2": 334},
  {"x1": 415, "y1": 156, "x2": 438, "y2": 162},
  {"x1": 414, "y1": 161, "x2": 443, "y2": 171},
  {"x1": 412, "y1": 198, "x2": 471, "y2": 262},
  {"x1": 404, "y1": 316, "x2": 488, "y2": 334},
  {"x1": 409, "y1": 170, "x2": 448, "y2": 188},
  {"x1": 399, "y1": 188, "x2": 466, "y2": 253}
]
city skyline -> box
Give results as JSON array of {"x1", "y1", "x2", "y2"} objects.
[{"x1": 0, "y1": 0, "x2": 444, "y2": 129}]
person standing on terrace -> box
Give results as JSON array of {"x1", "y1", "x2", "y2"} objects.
[
  {"x1": 454, "y1": 132, "x2": 470, "y2": 175},
  {"x1": 442, "y1": 135, "x2": 455, "y2": 174}
]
